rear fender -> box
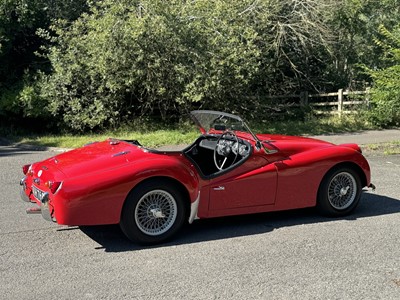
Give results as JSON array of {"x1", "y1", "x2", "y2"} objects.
[{"x1": 54, "y1": 157, "x2": 199, "y2": 225}]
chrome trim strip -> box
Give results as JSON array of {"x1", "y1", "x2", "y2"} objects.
[
  {"x1": 188, "y1": 191, "x2": 200, "y2": 224},
  {"x1": 54, "y1": 182, "x2": 63, "y2": 194},
  {"x1": 112, "y1": 151, "x2": 130, "y2": 157},
  {"x1": 213, "y1": 186, "x2": 225, "y2": 191}
]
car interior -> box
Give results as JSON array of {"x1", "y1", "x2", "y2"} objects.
[{"x1": 184, "y1": 132, "x2": 252, "y2": 178}]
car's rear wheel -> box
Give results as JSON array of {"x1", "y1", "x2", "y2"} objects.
[
  {"x1": 317, "y1": 167, "x2": 362, "y2": 216},
  {"x1": 120, "y1": 180, "x2": 186, "y2": 244}
]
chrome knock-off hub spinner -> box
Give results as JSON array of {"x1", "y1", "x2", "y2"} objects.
[{"x1": 150, "y1": 208, "x2": 165, "y2": 219}]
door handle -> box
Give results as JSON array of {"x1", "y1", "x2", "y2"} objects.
[{"x1": 213, "y1": 186, "x2": 225, "y2": 191}]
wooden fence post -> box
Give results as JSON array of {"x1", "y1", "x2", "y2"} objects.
[
  {"x1": 365, "y1": 87, "x2": 371, "y2": 108},
  {"x1": 300, "y1": 91, "x2": 309, "y2": 106},
  {"x1": 338, "y1": 89, "x2": 343, "y2": 116}
]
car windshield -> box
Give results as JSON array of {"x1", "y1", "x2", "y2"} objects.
[
  {"x1": 190, "y1": 110, "x2": 278, "y2": 155},
  {"x1": 190, "y1": 110, "x2": 248, "y2": 135}
]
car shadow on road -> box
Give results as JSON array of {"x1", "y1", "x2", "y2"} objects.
[{"x1": 78, "y1": 191, "x2": 400, "y2": 252}]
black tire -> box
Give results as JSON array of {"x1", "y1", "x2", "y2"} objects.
[
  {"x1": 120, "y1": 180, "x2": 186, "y2": 245},
  {"x1": 317, "y1": 167, "x2": 362, "y2": 217}
]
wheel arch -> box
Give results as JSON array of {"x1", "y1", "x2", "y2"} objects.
[
  {"x1": 122, "y1": 176, "x2": 191, "y2": 221},
  {"x1": 317, "y1": 161, "x2": 367, "y2": 199},
  {"x1": 316, "y1": 161, "x2": 366, "y2": 216},
  {"x1": 331, "y1": 161, "x2": 366, "y2": 185}
]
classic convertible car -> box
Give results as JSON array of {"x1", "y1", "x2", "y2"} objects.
[{"x1": 20, "y1": 110, "x2": 374, "y2": 244}]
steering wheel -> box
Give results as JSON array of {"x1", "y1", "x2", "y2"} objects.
[{"x1": 213, "y1": 131, "x2": 239, "y2": 171}]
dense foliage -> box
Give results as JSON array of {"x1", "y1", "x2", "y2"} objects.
[
  {"x1": 0, "y1": 0, "x2": 88, "y2": 123},
  {"x1": 0, "y1": 0, "x2": 399, "y2": 131},
  {"x1": 365, "y1": 24, "x2": 400, "y2": 126}
]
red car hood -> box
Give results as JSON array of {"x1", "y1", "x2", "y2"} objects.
[
  {"x1": 255, "y1": 133, "x2": 361, "y2": 156},
  {"x1": 40, "y1": 140, "x2": 150, "y2": 178},
  {"x1": 257, "y1": 133, "x2": 335, "y2": 155}
]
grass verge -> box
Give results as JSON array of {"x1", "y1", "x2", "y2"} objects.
[
  {"x1": 0, "y1": 114, "x2": 390, "y2": 149},
  {"x1": 363, "y1": 141, "x2": 400, "y2": 156}
]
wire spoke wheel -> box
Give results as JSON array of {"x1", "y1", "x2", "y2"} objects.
[
  {"x1": 120, "y1": 180, "x2": 186, "y2": 244},
  {"x1": 317, "y1": 167, "x2": 362, "y2": 217},
  {"x1": 134, "y1": 190, "x2": 178, "y2": 236},
  {"x1": 328, "y1": 172, "x2": 357, "y2": 210}
]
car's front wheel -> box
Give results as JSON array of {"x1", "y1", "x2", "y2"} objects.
[
  {"x1": 120, "y1": 180, "x2": 186, "y2": 244},
  {"x1": 317, "y1": 167, "x2": 362, "y2": 216}
]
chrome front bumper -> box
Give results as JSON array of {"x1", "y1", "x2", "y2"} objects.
[{"x1": 20, "y1": 177, "x2": 54, "y2": 222}]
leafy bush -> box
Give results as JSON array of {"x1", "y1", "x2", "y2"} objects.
[
  {"x1": 3, "y1": 0, "x2": 398, "y2": 132},
  {"x1": 0, "y1": 0, "x2": 88, "y2": 124},
  {"x1": 36, "y1": 0, "x2": 337, "y2": 131},
  {"x1": 366, "y1": 25, "x2": 400, "y2": 126},
  {"x1": 37, "y1": 0, "x2": 263, "y2": 131}
]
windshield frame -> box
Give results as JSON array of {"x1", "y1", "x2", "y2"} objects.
[
  {"x1": 189, "y1": 110, "x2": 243, "y2": 134},
  {"x1": 190, "y1": 110, "x2": 268, "y2": 151},
  {"x1": 190, "y1": 110, "x2": 278, "y2": 154}
]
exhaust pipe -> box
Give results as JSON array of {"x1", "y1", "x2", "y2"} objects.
[{"x1": 26, "y1": 207, "x2": 41, "y2": 214}]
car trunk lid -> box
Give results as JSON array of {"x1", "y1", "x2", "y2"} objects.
[{"x1": 39, "y1": 139, "x2": 147, "y2": 178}]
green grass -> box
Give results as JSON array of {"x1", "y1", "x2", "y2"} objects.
[
  {"x1": 363, "y1": 141, "x2": 400, "y2": 155},
  {"x1": 7, "y1": 130, "x2": 199, "y2": 149},
  {"x1": 0, "y1": 114, "x2": 382, "y2": 149}
]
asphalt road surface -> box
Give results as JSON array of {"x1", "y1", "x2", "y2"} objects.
[{"x1": 1, "y1": 145, "x2": 399, "y2": 300}]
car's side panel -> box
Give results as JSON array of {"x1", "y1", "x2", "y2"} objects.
[
  {"x1": 51, "y1": 155, "x2": 200, "y2": 225},
  {"x1": 198, "y1": 146, "x2": 370, "y2": 219},
  {"x1": 195, "y1": 153, "x2": 276, "y2": 218},
  {"x1": 208, "y1": 162, "x2": 277, "y2": 210}
]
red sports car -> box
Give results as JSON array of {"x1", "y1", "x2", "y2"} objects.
[{"x1": 20, "y1": 110, "x2": 374, "y2": 244}]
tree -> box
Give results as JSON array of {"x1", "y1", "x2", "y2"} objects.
[
  {"x1": 3, "y1": 0, "x2": 399, "y2": 131},
  {"x1": 249, "y1": 0, "x2": 337, "y2": 94},
  {"x1": 365, "y1": 25, "x2": 400, "y2": 126},
  {"x1": 38, "y1": 0, "x2": 340, "y2": 130},
  {"x1": 0, "y1": 0, "x2": 88, "y2": 122},
  {"x1": 38, "y1": 0, "x2": 263, "y2": 130},
  {"x1": 328, "y1": 0, "x2": 400, "y2": 90}
]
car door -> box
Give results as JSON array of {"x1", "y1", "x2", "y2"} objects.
[{"x1": 208, "y1": 155, "x2": 277, "y2": 211}]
